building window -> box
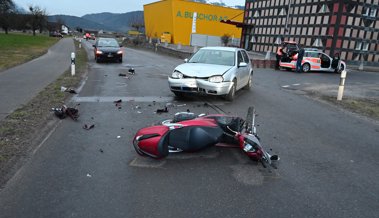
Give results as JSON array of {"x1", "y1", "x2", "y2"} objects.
[
  {"x1": 279, "y1": 8, "x2": 286, "y2": 16},
  {"x1": 355, "y1": 41, "x2": 362, "y2": 50},
  {"x1": 312, "y1": 5, "x2": 318, "y2": 13},
  {"x1": 319, "y1": 4, "x2": 329, "y2": 13},
  {"x1": 369, "y1": 8, "x2": 377, "y2": 17},
  {"x1": 310, "y1": 16, "x2": 315, "y2": 24},
  {"x1": 313, "y1": 38, "x2": 323, "y2": 47},
  {"x1": 347, "y1": 17, "x2": 354, "y2": 25},
  {"x1": 308, "y1": 27, "x2": 313, "y2": 35},
  {"x1": 362, "y1": 42, "x2": 369, "y2": 51},
  {"x1": 316, "y1": 16, "x2": 323, "y2": 24},
  {"x1": 294, "y1": 7, "x2": 299, "y2": 14},
  {"x1": 321, "y1": 27, "x2": 327, "y2": 35},
  {"x1": 363, "y1": 7, "x2": 370, "y2": 16},
  {"x1": 345, "y1": 28, "x2": 351, "y2": 37},
  {"x1": 354, "y1": 18, "x2": 361, "y2": 26}
]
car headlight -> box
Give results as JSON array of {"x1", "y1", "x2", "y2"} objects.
[
  {"x1": 96, "y1": 50, "x2": 103, "y2": 54},
  {"x1": 172, "y1": 70, "x2": 183, "y2": 79},
  {"x1": 117, "y1": 50, "x2": 123, "y2": 54},
  {"x1": 208, "y1": 75, "x2": 223, "y2": 83}
]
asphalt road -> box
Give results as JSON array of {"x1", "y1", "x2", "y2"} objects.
[
  {"x1": 0, "y1": 38, "x2": 75, "y2": 121},
  {"x1": 0, "y1": 40, "x2": 378, "y2": 218}
]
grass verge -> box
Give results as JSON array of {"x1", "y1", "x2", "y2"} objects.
[
  {"x1": 320, "y1": 96, "x2": 379, "y2": 121},
  {"x1": 0, "y1": 39, "x2": 87, "y2": 187},
  {"x1": 0, "y1": 33, "x2": 59, "y2": 71}
]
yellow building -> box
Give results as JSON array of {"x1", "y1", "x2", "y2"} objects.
[{"x1": 144, "y1": 0, "x2": 243, "y2": 46}]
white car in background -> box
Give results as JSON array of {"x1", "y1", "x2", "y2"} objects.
[{"x1": 168, "y1": 47, "x2": 253, "y2": 101}]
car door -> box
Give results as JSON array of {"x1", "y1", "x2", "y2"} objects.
[
  {"x1": 236, "y1": 50, "x2": 249, "y2": 90},
  {"x1": 320, "y1": 53, "x2": 331, "y2": 69}
]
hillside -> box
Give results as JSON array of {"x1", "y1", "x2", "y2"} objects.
[{"x1": 48, "y1": 11, "x2": 144, "y2": 33}]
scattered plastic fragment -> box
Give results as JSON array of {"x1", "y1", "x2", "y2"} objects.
[
  {"x1": 87, "y1": 173, "x2": 92, "y2": 178},
  {"x1": 117, "y1": 136, "x2": 121, "y2": 139},
  {"x1": 156, "y1": 107, "x2": 168, "y2": 113},
  {"x1": 60, "y1": 86, "x2": 77, "y2": 94},
  {"x1": 52, "y1": 105, "x2": 79, "y2": 121},
  {"x1": 83, "y1": 124, "x2": 95, "y2": 130},
  {"x1": 99, "y1": 149, "x2": 104, "y2": 153},
  {"x1": 177, "y1": 104, "x2": 186, "y2": 107},
  {"x1": 128, "y1": 68, "x2": 135, "y2": 74},
  {"x1": 114, "y1": 99, "x2": 122, "y2": 108},
  {"x1": 137, "y1": 111, "x2": 142, "y2": 114}
]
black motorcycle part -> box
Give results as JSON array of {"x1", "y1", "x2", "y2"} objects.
[{"x1": 167, "y1": 126, "x2": 223, "y2": 152}]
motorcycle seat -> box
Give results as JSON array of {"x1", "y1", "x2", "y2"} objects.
[{"x1": 165, "y1": 126, "x2": 223, "y2": 152}]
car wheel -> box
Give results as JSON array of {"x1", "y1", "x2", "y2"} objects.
[
  {"x1": 335, "y1": 64, "x2": 344, "y2": 74},
  {"x1": 119, "y1": 58, "x2": 123, "y2": 63},
  {"x1": 302, "y1": 63, "x2": 310, "y2": 73},
  {"x1": 225, "y1": 79, "x2": 236, "y2": 101},
  {"x1": 95, "y1": 58, "x2": 99, "y2": 63},
  {"x1": 243, "y1": 74, "x2": 252, "y2": 90}
]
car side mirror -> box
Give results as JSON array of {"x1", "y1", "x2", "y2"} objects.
[
  {"x1": 119, "y1": 44, "x2": 123, "y2": 47},
  {"x1": 184, "y1": 58, "x2": 188, "y2": 63},
  {"x1": 92, "y1": 45, "x2": 96, "y2": 48},
  {"x1": 239, "y1": 62, "x2": 248, "y2": 67}
]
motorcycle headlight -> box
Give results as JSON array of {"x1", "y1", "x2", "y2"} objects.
[
  {"x1": 208, "y1": 75, "x2": 223, "y2": 83},
  {"x1": 172, "y1": 70, "x2": 183, "y2": 79},
  {"x1": 117, "y1": 50, "x2": 123, "y2": 54}
]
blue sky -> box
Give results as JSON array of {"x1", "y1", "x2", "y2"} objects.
[{"x1": 14, "y1": 0, "x2": 246, "y2": 17}]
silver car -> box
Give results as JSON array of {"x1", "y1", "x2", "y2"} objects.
[{"x1": 168, "y1": 47, "x2": 253, "y2": 101}]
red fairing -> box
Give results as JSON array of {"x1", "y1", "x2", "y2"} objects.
[
  {"x1": 134, "y1": 125, "x2": 169, "y2": 158},
  {"x1": 176, "y1": 118, "x2": 218, "y2": 127},
  {"x1": 236, "y1": 134, "x2": 262, "y2": 161}
]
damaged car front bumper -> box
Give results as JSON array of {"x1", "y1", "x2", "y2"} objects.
[{"x1": 168, "y1": 77, "x2": 232, "y2": 95}]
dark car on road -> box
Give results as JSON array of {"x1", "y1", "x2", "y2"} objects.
[
  {"x1": 93, "y1": 37, "x2": 123, "y2": 63},
  {"x1": 49, "y1": 31, "x2": 63, "y2": 38}
]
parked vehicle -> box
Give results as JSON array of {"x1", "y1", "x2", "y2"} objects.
[
  {"x1": 168, "y1": 47, "x2": 253, "y2": 101},
  {"x1": 90, "y1": 33, "x2": 96, "y2": 40},
  {"x1": 93, "y1": 37, "x2": 123, "y2": 63},
  {"x1": 49, "y1": 31, "x2": 63, "y2": 38},
  {"x1": 133, "y1": 106, "x2": 279, "y2": 168},
  {"x1": 280, "y1": 48, "x2": 346, "y2": 73}
]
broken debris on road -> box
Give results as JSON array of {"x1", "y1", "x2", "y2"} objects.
[{"x1": 52, "y1": 105, "x2": 79, "y2": 121}]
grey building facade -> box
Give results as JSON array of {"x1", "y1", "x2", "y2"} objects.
[{"x1": 241, "y1": 0, "x2": 379, "y2": 66}]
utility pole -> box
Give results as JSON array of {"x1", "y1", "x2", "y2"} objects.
[{"x1": 284, "y1": 0, "x2": 292, "y2": 36}]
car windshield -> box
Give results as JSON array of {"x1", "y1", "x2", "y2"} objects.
[
  {"x1": 98, "y1": 39, "x2": 119, "y2": 47},
  {"x1": 188, "y1": 49, "x2": 235, "y2": 66}
]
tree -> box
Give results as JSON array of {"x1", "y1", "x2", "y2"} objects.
[
  {"x1": 131, "y1": 23, "x2": 144, "y2": 32},
  {"x1": 28, "y1": 5, "x2": 47, "y2": 36},
  {"x1": 221, "y1": 34, "x2": 231, "y2": 46},
  {"x1": 0, "y1": 0, "x2": 16, "y2": 34}
]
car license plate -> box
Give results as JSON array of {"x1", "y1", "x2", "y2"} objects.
[
  {"x1": 243, "y1": 144, "x2": 252, "y2": 152},
  {"x1": 185, "y1": 79, "x2": 197, "y2": 88},
  {"x1": 108, "y1": 54, "x2": 113, "y2": 57}
]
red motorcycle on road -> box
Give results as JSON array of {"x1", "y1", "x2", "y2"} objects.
[{"x1": 133, "y1": 106, "x2": 279, "y2": 168}]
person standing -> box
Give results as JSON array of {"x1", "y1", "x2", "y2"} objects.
[
  {"x1": 276, "y1": 46, "x2": 283, "y2": 70},
  {"x1": 296, "y1": 48, "x2": 305, "y2": 73}
]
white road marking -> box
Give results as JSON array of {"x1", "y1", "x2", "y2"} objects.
[{"x1": 72, "y1": 96, "x2": 174, "y2": 103}]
